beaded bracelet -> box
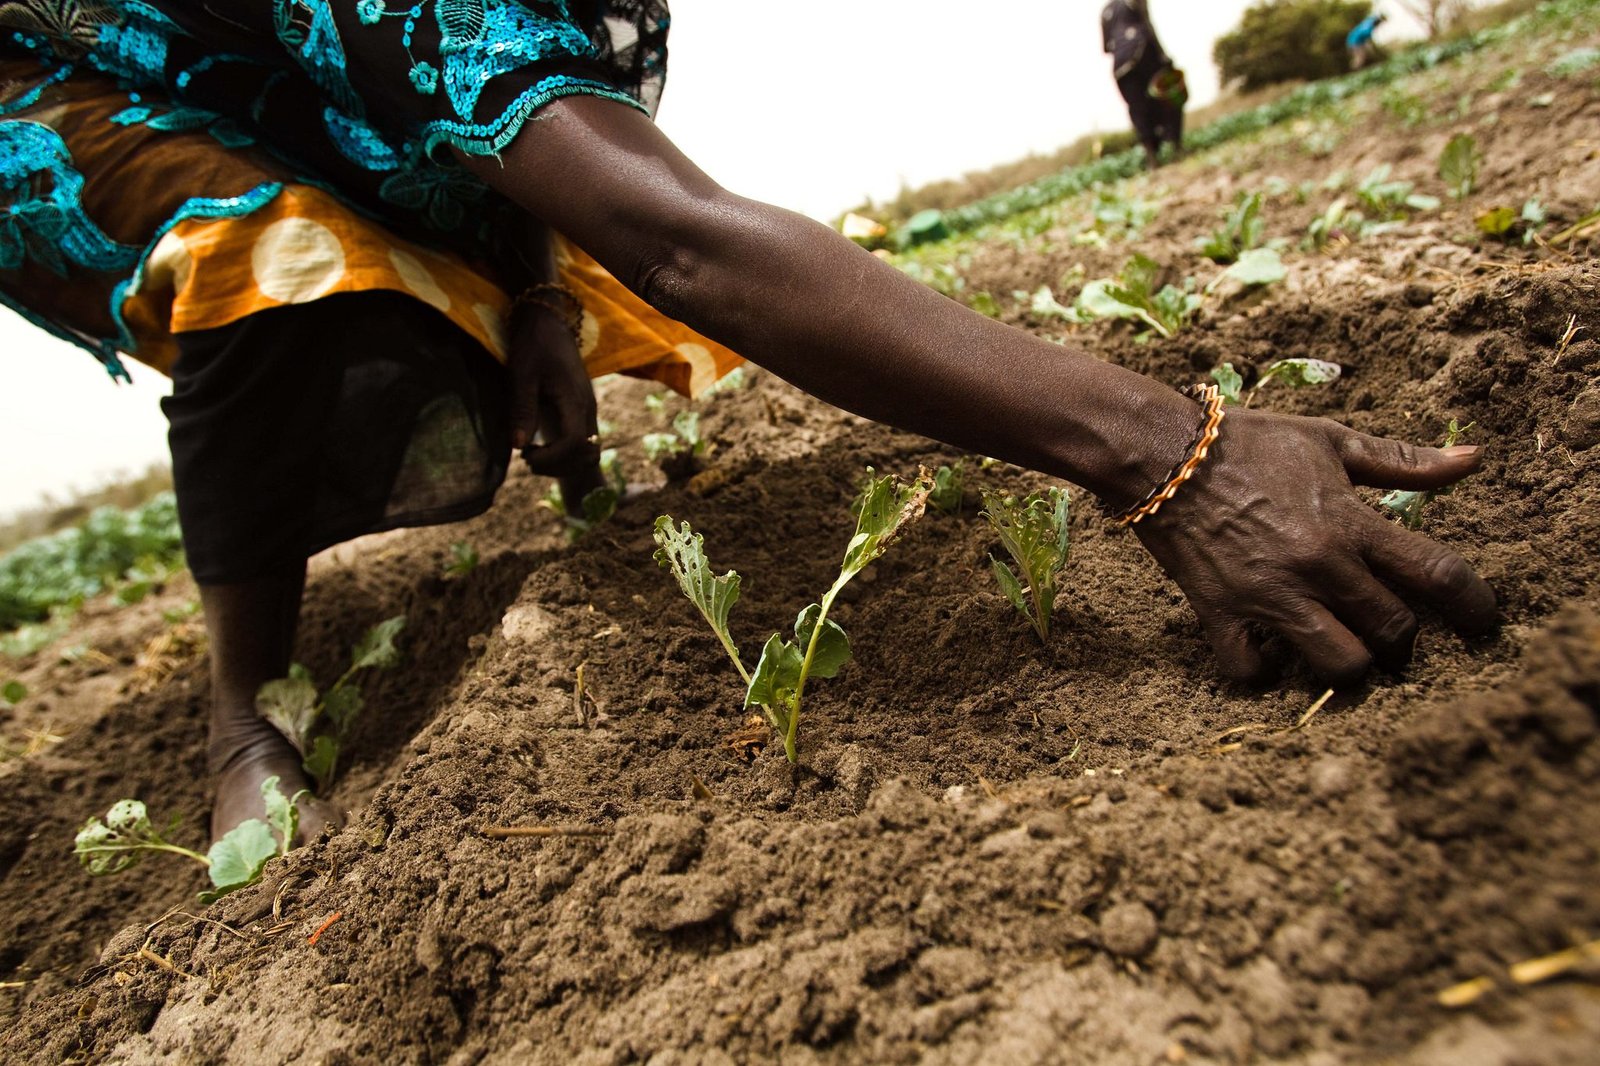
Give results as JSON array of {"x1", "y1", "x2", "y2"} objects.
[
  {"x1": 1113, "y1": 383, "x2": 1227, "y2": 528},
  {"x1": 511, "y1": 282, "x2": 585, "y2": 345}
]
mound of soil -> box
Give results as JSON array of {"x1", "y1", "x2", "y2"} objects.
[{"x1": 3, "y1": 18, "x2": 1599, "y2": 1065}]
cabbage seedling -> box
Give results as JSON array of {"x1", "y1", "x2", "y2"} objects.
[
  {"x1": 75, "y1": 776, "x2": 302, "y2": 902},
  {"x1": 1381, "y1": 420, "x2": 1475, "y2": 529},
  {"x1": 654, "y1": 470, "x2": 932, "y2": 762},
  {"x1": 981, "y1": 488, "x2": 1071, "y2": 643},
  {"x1": 1198, "y1": 191, "x2": 1267, "y2": 264},
  {"x1": 257, "y1": 616, "x2": 406, "y2": 794},
  {"x1": 929, "y1": 462, "x2": 967, "y2": 516},
  {"x1": 1211, "y1": 358, "x2": 1341, "y2": 407}
]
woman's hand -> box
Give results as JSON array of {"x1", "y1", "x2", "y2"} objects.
[
  {"x1": 1132, "y1": 409, "x2": 1496, "y2": 686},
  {"x1": 507, "y1": 303, "x2": 603, "y2": 502}
]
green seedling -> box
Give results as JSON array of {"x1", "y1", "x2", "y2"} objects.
[
  {"x1": 929, "y1": 463, "x2": 967, "y2": 516},
  {"x1": 1476, "y1": 199, "x2": 1546, "y2": 244},
  {"x1": 1356, "y1": 165, "x2": 1441, "y2": 222},
  {"x1": 257, "y1": 616, "x2": 405, "y2": 794},
  {"x1": 653, "y1": 470, "x2": 932, "y2": 762},
  {"x1": 1075, "y1": 254, "x2": 1200, "y2": 339},
  {"x1": 1381, "y1": 420, "x2": 1475, "y2": 529},
  {"x1": 74, "y1": 776, "x2": 302, "y2": 902},
  {"x1": 1198, "y1": 191, "x2": 1267, "y2": 264},
  {"x1": 1207, "y1": 247, "x2": 1287, "y2": 293},
  {"x1": 444, "y1": 541, "x2": 479, "y2": 577},
  {"x1": 643, "y1": 411, "x2": 708, "y2": 463},
  {"x1": 1438, "y1": 133, "x2": 1482, "y2": 201},
  {"x1": 1304, "y1": 198, "x2": 1365, "y2": 250},
  {"x1": 2, "y1": 679, "x2": 23, "y2": 704},
  {"x1": 981, "y1": 488, "x2": 1071, "y2": 643},
  {"x1": 1211, "y1": 358, "x2": 1342, "y2": 407},
  {"x1": 540, "y1": 448, "x2": 626, "y2": 541}
]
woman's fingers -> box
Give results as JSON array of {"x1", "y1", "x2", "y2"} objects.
[
  {"x1": 1266, "y1": 597, "x2": 1374, "y2": 688},
  {"x1": 1187, "y1": 595, "x2": 1267, "y2": 682},
  {"x1": 509, "y1": 349, "x2": 545, "y2": 450},
  {"x1": 1319, "y1": 563, "x2": 1420, "y2": 670},
  {"x1": 1334, "y1": 424, "x2": 1483, "y2": 490},
  {"x1": 1362, "y1": 518, "x2": 1497, "y2": 635}
]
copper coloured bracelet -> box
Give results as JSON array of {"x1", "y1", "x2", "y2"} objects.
[
  {"x1": 1113, "y1": 383, "x2": 1226, "y2": 528},
  {"x1": 511, "y1": 282, "x2": 585, "y2": 345}
]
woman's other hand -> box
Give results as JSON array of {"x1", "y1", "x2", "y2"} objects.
[
  {"x1": 507, "y1": 300, "x2": 602, "y2": 499},
  {"x1": 1132, "y1": 410, "x2": 1496, "y2": 686}
]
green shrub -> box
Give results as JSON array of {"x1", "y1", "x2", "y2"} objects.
[{"x1": 1214, "y1": 0, "x2": 1373, "y2": 91}]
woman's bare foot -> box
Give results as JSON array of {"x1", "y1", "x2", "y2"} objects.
[{"x1": 210, "y1": 727, "x2": 340, "y2": 845}]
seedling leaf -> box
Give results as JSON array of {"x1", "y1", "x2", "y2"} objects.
[
  {"x1": 444, "y1": 541, "x2": 479, "y2": 577},
  {"x1": 1260, "y1": 358, "x2": 1342, "y2": 389},
  {"x1": 746, "y1": 633, "x2": 803, "y2": 732},
  {"x1": 351, "y1": 615, "x2": 406, "y2": 671},
  {"x1": 982, "y1": 488, "x2": 1071, "y2": 642},
  {"x1": 1219, "y1": 248, "x2": 1286, "y2": 288},
  {"x1": 1, "y1": 679, "x2": 24, "y2": 704},
  {"x1": 1438, "y1": 133, "x2": 1481, "y2": 200},
  {"x1": 202, "y1": 820, "x2": 278, "y2": 900},
  {"x1": 257, "y1": 674, "x2": 318, "y2": 755},
  {"x1": 990, "y1": 558, "x2": 1029, "y2": 616},
  {"x1": 303, "y1": 735, "x2": 339, "y2": 794},
  {"x1": 1211, "y1": 362, "x2": 1245, "y2": 405},
  {"x1": 840, "y1": 472, "x2": 931, "y2": 581},
  {"x1": 793, "y1": 604, "x2": 853, "y2": 680},
  {"x1": 1476, "y1": 206, "x2": 1517, "y2": 236},
  {"x1": 653, "y1": 517, "x2": 749, "y2": 683},
  {"x1": 322, "y1": 685, "x2": 363, "y2": 736},
  {"x1": 929, "y1": 463, "x2": 966, "y2": 515},
  {"x1": 259, "y1": 775, "x2": 304, "y2": 856}
]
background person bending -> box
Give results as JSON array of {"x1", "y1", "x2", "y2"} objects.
[
  {"x1": 1101, "y1": 0, "x2": 1187, "y2": 167},
  {"x1": 1348, "y1": 11, "x2": 1389, "y2": 70}
]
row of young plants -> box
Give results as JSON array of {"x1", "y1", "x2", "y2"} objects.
[
  {"x1": 74, "y1": 615, "x2": 406, "y2": 900},
  {"x1": 902, "y1": 0, "x2": 1596, "y2": 247},
  {"x1": 0, "y1": 492, "x2": 185, "y2": 633},
  {"x1": 650, "y1": 415, "x2": 1468, "y2": 765}
]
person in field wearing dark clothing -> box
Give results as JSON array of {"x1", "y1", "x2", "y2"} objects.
[{"x1": 1102, "y1": 0, "x2": 1186, "y2": 167}]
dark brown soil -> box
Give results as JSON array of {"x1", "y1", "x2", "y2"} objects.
[{"x1": 4, "y1": 17, "x2": 1600, "y2": 1065}]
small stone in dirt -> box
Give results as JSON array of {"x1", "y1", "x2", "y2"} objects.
[
  {"x1": 1099, "y1": 901, "x2": 1160, "y2": 958},
  {"x1": 1308, "y1": 756, "x2": 1356, "y2": 802},
  {"x1": 1562, "y1": 387, "x2": 1600, "y2": 451}
]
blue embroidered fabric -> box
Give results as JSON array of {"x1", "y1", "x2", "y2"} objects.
[
  {"x1": 2, "y1": 1, "x2": 670, "y2": 237},
  {"x1": 0, "y1": 0, "x2": 671, "y2": 375}
]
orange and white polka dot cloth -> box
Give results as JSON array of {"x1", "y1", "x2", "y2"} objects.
[{"x1": 117, "y1": 184, "x2": 744, "y2": 397}]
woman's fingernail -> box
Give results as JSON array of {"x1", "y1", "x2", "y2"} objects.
[{"x1": 1443, "y1": 445, "x2": 1481, "y2": 460}]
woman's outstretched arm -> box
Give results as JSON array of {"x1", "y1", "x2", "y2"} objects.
[{"x1": 463, "y1": 96, "x2": 1495, "y2": 685}]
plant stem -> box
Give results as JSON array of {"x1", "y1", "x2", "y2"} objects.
[
  {"x1": 786, "y1": 578, "x2": 847, "y2": 763},
  {"x1": 718, "y1": 632, "x2": 751, "y2": 687}
]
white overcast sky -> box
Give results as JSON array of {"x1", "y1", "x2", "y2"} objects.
[{"x1": 0, "y1": 1, "x2": 1436, "y2": 517}]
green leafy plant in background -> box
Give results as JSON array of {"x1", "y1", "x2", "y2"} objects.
[
  {"x1": 653, "y1": 470, "x2": 932, "y2": 762},
  {"x1": 1076, "y1": 255, "x2": 1201, "y2": 339},
  {"x1": 1438, "y1": 133, "x2": 1482, "y2": 200},
  {"x1": 1208, "y1": 247, "x2": 1289, "y2": 292},
  {"x1": 1304, "y1": 197, "x2": 1366, "y2": 250},
  {"x1": 929, "y1": 463, "x2": 967, "y2": 516},
  {"x1": 1382, "y1": 420, "x2": 1475, "y2": 528},
  {"x1": 0, "y1": 493, "x2": 185, "y2": 632},
  {"x1": 981, "y1": 488, "x2": 1072, "y2": 643},
  {"x1": 75, "y1": 776, "x2": 301, "y2": 903},
  {"x1": 2, "y1": 679, "x2": 24, "y2": 704},
  {"x1": 1198, "y1": 191, "x2": 1268, "y2": 264},
  {"x1": 444, "y1": 541, "x2": 479, "y2": 578},
  {"x1": 1476, "y1": 198, "x2": 1547, "y2": 243},
  {"x1": 1211, "y1": 358, "x2": 1343, "y2": 407},
  {"x1": 256, "y1": 616, "x2": 405, "y2": 794},
  {"x1": 642, "y1": 411, "x2": 708, "y2": 463},
  {"x1": 1356, "y1": 165, "x2": 1442, "y2": 222},
  {"x1": 541, "y1": 448, "x2": 627, "y2": 541}
]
